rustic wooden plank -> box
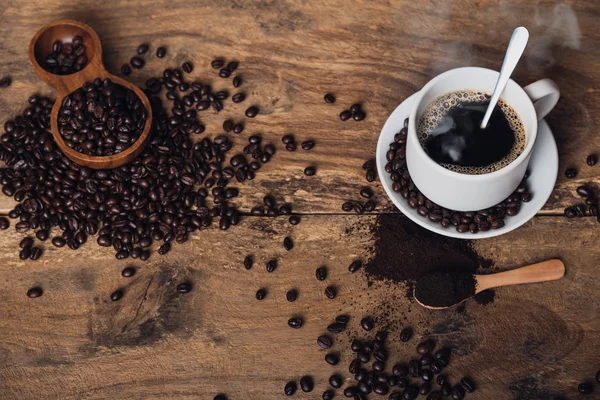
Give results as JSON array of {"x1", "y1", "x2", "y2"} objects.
[
  {"x1": 1, "y1": 0, "x2": 599, "y2": 215},
  {"x1": 0, "y1": 214, "x2": 597, "y2": 399}
]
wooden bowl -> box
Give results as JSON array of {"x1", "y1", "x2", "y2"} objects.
[{"x1": 28, "y1": 20, "x2": 152, "y2": 169}]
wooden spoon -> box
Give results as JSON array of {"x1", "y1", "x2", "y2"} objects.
[
  {"x1": 28, "y1": 19, "x2": 152, "y2": 169},
  {"x1": 415, "y1": 259, "x2": 565, "y2": 310}
]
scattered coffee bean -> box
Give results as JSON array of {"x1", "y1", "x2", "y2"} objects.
[
  {"x1": 327, "y1": 322, "x2": 346, "y2": 333},
  {"x1": 244, "y1": 255, "x2": 253, "y2": 270},
  {"x1": 450, "y1": 385, "x2": 465, "y2": 399},
  {"x1": 342, "y1": 202, "x2": 354, "y2": 212},
  {"x1": 256, "y1": 288, "x2": 267, "y2": 300},
  {"x1": 19, "y1": 247, "x2": 31, "y2": 260},
  {"x1": 340, "y1": 110, "x2": 352, "y2": 121},
  {"x1": 325, "y1": 286, "x2": 337, "y2": 299},
  {"x1": 182, "y1": 61, "x2": 193, "y2": 73},
  {"x1": 232, "y1": 93, "x2": 245, "y2": 103},
  {"x1": 30, "y1": 247, "x2": 42, "y2": 260},
  {"x1": 288, "y1": 215, "x2": 301, "y2": 225},
  {"x1": 578, "y1": 382, "x2": 593, "y2": 394},
  {"x1": 131, "y1": 56, "x2": 145, "y2": 68},
  {"x1": 400, "y1": 327, "x2": 413, "y2": 342},
  {"x1": 245, "y1": 106, "x2": 259, "y2": 118},
  {"x1": 322, "y1": 389, "x2": 334, "y2": 400},
  {"x1": 336, "y1": 315, "x2": 350, "y2": 325},
  {"x1": 576, "y1": 186, "x2": 592, "y2": 198},
  {"x1": 27, "y1": 286, "x2": 43, "y2": 298},
  {"x1": 417, "y1": 339, "x2": 435, "y2": 354},
  {"x1": 304, "y1": 166, "x2": 316, "y2": 176},
  {"x1": 177, "y1": 282, "x2": 193, "y2": 293},
  {"x1": 156, "y1": 46, "x2": 166, "y2": 58},
  {"x1": 211, "y1": 58, "x2": 224, "y2": 69},
  {"x1": 110, "y1": 289, "x2": 124, "y2": 301},
  {"x1": 20, "y1": 237, "x2": 34, "y2": 249},
  {"x1": 266, "y1": 259, "x2": 277, "y2": 273},
  {"x1": 325, "y1": 353, "x2": 339, "y2": 366},
  {"x1": 121, "y1": 267, "x2": 136, "y2": 277},
  {"x1": 360, "y1": 188, "x2": 373, "y2": 199},
  {"x1": 137, "y1": 44, "x2": 149, "y2": 54},
  {"x1": 288, "y1": 317, "x2": 303, "y2": 329},
  {"x1": 360, "y1": 316, "x2": 374, "y2": 331},
  {"x1": 459, "y1": 377, "x2": 475, "y2": 393},
  {"x1": 51, "y1": 237, "x2": 66, "y2": 247},
  {"x1": 0, "y1": 77, "x2": 12, "y2": 88},
  {"x1": 284, "y1": 381, "x2": 297, "y2": 396},
  {"x1": 353, "y1": 110, "x2": 366, "y2": 121},
  {"x1": 316, "y1": 266, "x2": 328, "y2": 281},
  {"x1": 587, "y1": 154, "x2": 597, "y2": 166},
  {"x1": 0, "y1": 217, "x2": 9, "y2": 230},
  {"x1": 318, "y1": 335, "x2": 333, "y2": 349},
  {"x1": 301, "y1": 140, "x2": 315, "y2": 150},
  {"x1": 300, "y1": 376, "x2": 314, "y2": 392},
  {"x1": 232, "y1": 76, "x2": 241, "y2": 88},
  {"x1": 283, "y1": 237, "x2": 294, "y2": 251},
  {"x1": 324, "y1": 93, "x2": 336, "y2": 103},
  {"x1": 286, "y1": 289, "x2": 298, "y2": 302},
  {"x1": 121, "y1": 64, "x2": 132, "y2": 76},
  {"x1": 344, "y1": 386, "x2": 359, "y2": 397},
  {"x1": 349, "y1": 259, "x2": 363, "y2": 273},
  {"x1": 565, "y1": 168, "x2": 577, "y2": 178}
]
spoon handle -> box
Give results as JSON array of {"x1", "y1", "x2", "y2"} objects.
[
  {"x1": 480, "y1": 27, "x2": 529, "y2": 129},
  {"x1": 476, "y1": 259, "x2": 565, "y2": 292}
]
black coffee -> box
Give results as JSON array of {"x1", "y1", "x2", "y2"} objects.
[{"x1": 418, "y1": 90, "x2": 525, "y2": 175}]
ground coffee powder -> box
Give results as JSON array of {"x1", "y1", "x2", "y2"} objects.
[{"x1": 414, "y1": 271, "x2": 477, "y2": 307}]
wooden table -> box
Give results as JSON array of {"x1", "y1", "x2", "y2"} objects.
[{"x1": 0, "y1": 1, "x2": 599, "y2": 399}]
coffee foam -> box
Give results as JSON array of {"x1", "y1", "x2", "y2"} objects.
[{"x1": 417, "y1": 90, "x2": 526, "y2": 175}]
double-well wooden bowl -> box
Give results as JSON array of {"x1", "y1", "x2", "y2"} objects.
[{"x1": 28, "y1": 19, "x2": 152, "y2": 169}]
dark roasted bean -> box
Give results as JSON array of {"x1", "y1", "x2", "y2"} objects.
[
  {"x1": 587, "y1": 154, "x2": 597, "y2": 166},
  {"x1": 177, "y1": 282, "x2": 193, "y2": 293},
  {"x1": 360, "y1": 316, "x2": 374, "y2": 331},
  {"x1": 156, "y1": 46, "x2": 166, "y2": 58},
  {"x1": 27, "y1": 287, "x2": 43, "y2": 298},
  {"x1": 324, "y1": 93, "x2": 335, "y2": 103},
  {"x1": 256, "y1": 288, "x2": 267, "y2": 300},
  {"x1": 318, "y1": 335, "x2": 333, "y2": 349},
  {"x1": 300, "y1": 376, "x2": 314, "y2": 392},
  {"x1": 286, "y1": 289, "x2": 298, "y2": 302},
  {"x1": 339, "y1": 110, "x2": 352, "y2": 121},
  {"x1": 283, "y1": 236, "x2": 294, "y2": 251},
  {"x1": 316, "y1": 266, "x2": 327, "y2": 280},
  {"x1": 400, "y1": 327, "x2": 412, "y2": 342},
  {"x1": 325, "y1": 286, "x2": 337, "y2": 299}
]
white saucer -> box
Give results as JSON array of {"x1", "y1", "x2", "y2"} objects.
[{"x1": 376, "y1": 92, "x2": 559, "y2": 239}]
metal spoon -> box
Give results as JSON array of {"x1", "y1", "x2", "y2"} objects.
[{"x1": 480, "y1": 27, "x2": 530, "y2": 129}]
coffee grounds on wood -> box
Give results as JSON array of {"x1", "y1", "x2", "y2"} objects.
[
  {"x1": 365, "y1": 214, "x2": 494, "y2": 305},
  {"x1": 414, "y1": 271, "x2": 476, "y2": 307}
]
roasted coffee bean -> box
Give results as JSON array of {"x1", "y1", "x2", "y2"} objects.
[
  {"x1": 322, "y1": 390, "x2": 334, "y2": 400},
  {"x1": 232, "y1": 92, "x2": 246, "y2": 103},
  {"x1": 30, "y1": 247, "x2": 42, "y2": 260},
  {"x1": 366, "y1": 169, "x2": 376, "y2": 182},
  {"x1": 131, "y1": 56, "x2": 145, "y2": 68},
  {"x1": 177, "y1": 282, "x2": 193, "y2": 293},
  {"x1": 156, "y1": 46, "x2": 166, "y2": 58},
  {"x1": 121, "y1": 64, "x2": 132, "y2": 76},
  {"x1": 327, "y1": 374, "x2": 343, "y2": 388},
  {"x1": 284, "y1": 381, "x2": 297, "y2": 396},
  {"x1": 360, "y1": 316, "x2": 374, "y2": 331},
  {"x1": 286, "y1": 289, "x2": 298, "y2": 302},
  {"x1": 299, "y1": 376, "x2": 314, "y2": 392},
  {"x1": 373, "y1": 361, "x2": 385, "y2": 372},
  {"x1": 27, "y1": 287, "x2": 43, "y2": 298},
  {"x1": 301, "y1": 140, "x2": 315, "y2": 150},
  {"x1": 420, "y1": 383, "x2": 432, "y2": 396},
  {"x1": 348, "y1": 259, "x2": 362, "y2": 273},
  {"x1": 420, "y1": 355, "x2": 434, "y2": 366},
  {"x1": 400, "y1": 327, "x2": 412, "y2": 342},
  {"x1": 316, "y1": 266, "x2": 328, "y2": 280},
  {"x1": 450, "y1": 385, "x2": 465, "y2": 399},
  {"x1": 576, "y1": 186, "x2": 592, "y2": 198},
  {"x1": 565, "y1": 168, "x2": 577, "y2": 178},
  {"x1": 325, "y1": 352, "x2": 339, "y2": 365},
  {"x1": 255, "y1": 288, "x2": 267, "y2": 300},
  {"x1": 402, "y1": 385, "x2": 419, "y2": 400},
  {"x1": 244, "y1": 255, "x2": 253, "y2": 270},
  {"x1": 587, "y1": 154, "x2": 598, "y2": 166},
  {"x1": 20, "y1": 237, "x2": 34, "y2": 249},
  {"x1": 389, "y1": 393, "x2": 402, "y2": 400},
  {"x1": 121, "y1": 267, "x2": 136, "y2": 278},
  {"x1": 0, "y1": 77, "x2": 12, "y2": 88},
  {"x1": 393, "y1": 364, "x2": 409, "y2": 377},
  {"x1": 288, "y1": 215, "x2": 301, "y2": 225},
  {"x1": 182, "y1": 61, "x2": 193, "y2": 73},
  {"x1": 350, "y1": 104, "x2": 361, "y2": 114},
  {"x1": 19, "y1": 247, "x2": 31, "y2": 260},
  {"x1": 336, "y1": 315, "x2": 350, "y2": 324},
  {"x1": 328, "y1": 322, "x2": 346, "y2": 333},
  {"x1": 421, "y1": 369, "x2": 433, "y2": 382},
  {"x1": 318, "y1": 335, "x2": 333, "y2": 349},
  {"x1": 578, "y1": 383, "x2": 593, "y2": 394},
  {"x1": 110, "y1": 289, "x2": 124, "y2": 301},
  {"x1": 349, "y1": 359, "x2": 360, "y2": 374},
  {"x1": 440, "y1": 383, "x2": 451, "y2": 396},
  {"x1": 245, "y1": 106, "x2": 259, "y2": 118},
  {"x1": 342, "y1": 202, "x2": 354, "y2": 212},
  {"x1": 304, "y1": 166, "x2": 316, "y2": 176},
  {"x1": 51, "y1": 237, "x2": 66, "y2": 247},
  {"x1": 436, "y1": 375, "x2": 447, "y2": 386},
  {"x1": 324, "y1": 93, "x2": 336, "y2": 103},
  {"x1": 283, "y1": 236, "x2": 294, "y2": 251},
  {"x1": 136, "y1": 43, "x2": 149, "y2": 54},
  {"x1": 36, "y1": 230, "x2": 49, "y2": 241},
  {"x1": 266, "y1": 259, "x2": 277, "y2": 273},
  {"x1": 340, "y1": 110, "x2": 352, "y2": 121},
  {"x1": 353, "y1": 110, "x2": 366, "y2": 121},
  {"x1": 373, "y1": 383, "x2": 389, "y2": 395},
  {"x1": 408, "y1": 360, "x2": 420, "y2": 378},
  {"x1": 459, "y1": 377, "x2": 475, "y2": 393},
  {"x1": 325, "y1": 286, "x2": 337, "y2": 299},
  {"x1": 360, "y1": 188, "x2": 373, "y2": 199},
  {"x1": 344, "y1": 386, "x2": 359, "y2": 397},
  {"x1": 288, "y1": 317, "x2": 303, "y2": 329},
  {"x1": 0, "y1": 217, "x2": 9, "y2": 230},
  {"x1": 417, "y1": 339, "x2": 434, "y2": 354}
]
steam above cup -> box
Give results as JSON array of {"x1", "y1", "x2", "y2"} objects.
[{"x1": 405, "y1": 67, "x2": 559, "y2": 212}]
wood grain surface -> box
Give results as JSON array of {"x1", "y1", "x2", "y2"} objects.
[{"x1": 0, "y1": 0, "x2": 599, "y2": 399}]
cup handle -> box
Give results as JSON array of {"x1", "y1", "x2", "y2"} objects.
[{"x1": 522, "y1": 79, "x2": 560, "y2": 120}]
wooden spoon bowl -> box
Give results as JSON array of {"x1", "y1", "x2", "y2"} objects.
[{"x1": 28, "y1": 19, "x2": 152, "y2": 169}]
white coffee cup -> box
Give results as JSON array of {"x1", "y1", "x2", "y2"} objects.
[{"x1": 406, "y1": 67, "x2": 560, "y2": 211}]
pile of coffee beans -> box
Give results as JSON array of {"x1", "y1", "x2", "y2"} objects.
[
  {"x1": 43, "y1": 36, "x2": 89, "y2": 75},
  {"x1": 57, "y1": 78, "x2": 147, "y2": 155},
  {"x1": 564, "y1": 185, "x2": 599, "y2": 222},
  {"x1": 0, "y1": 54, "x2": 265, "y2": 261},
  {"x1": 340, "y1": 103, "x2": 366, "y2": 122},
  {"x1": 379, "y1": 118, "x2": 531, "y2": 234}
]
